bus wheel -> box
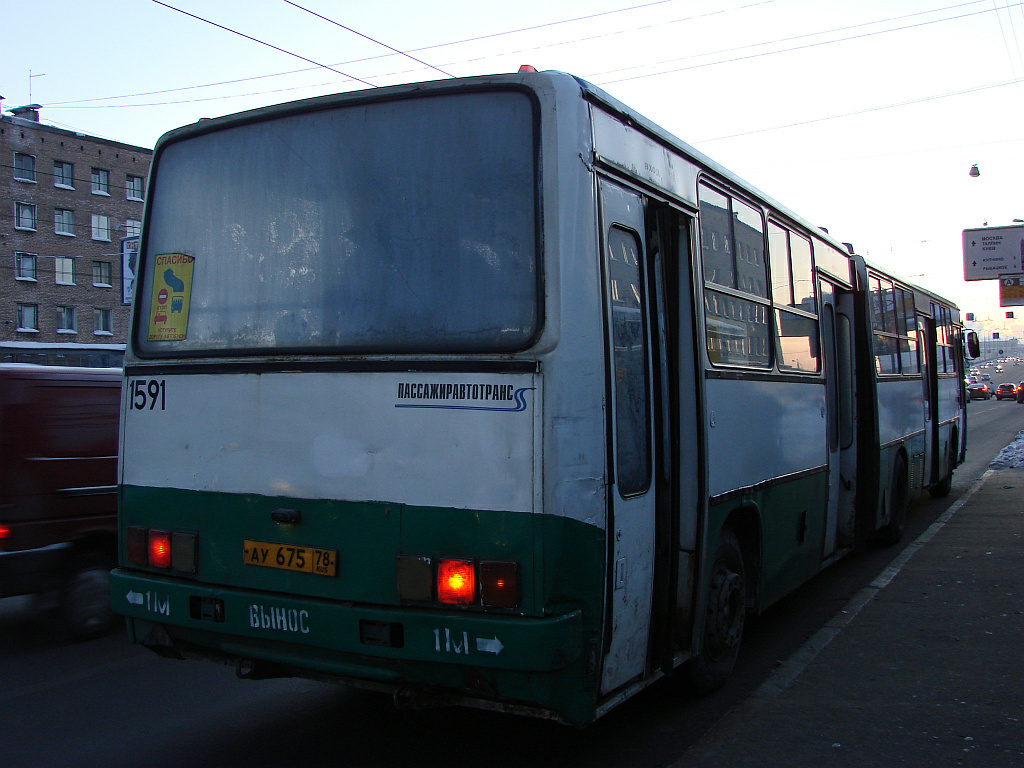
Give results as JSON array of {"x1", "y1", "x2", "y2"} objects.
[
  {"x1": 879, "y1": 456, "x2": 909, "y2": 545},
  {"x1": 63, "y1": 552, "x2": 118, "y2": 640},
  {"x1": 929, "y1": 471, "x2": 953, "y2": 499},
  {"x1": 687, "y1": 528, "x2": 746, "y2": 695},
  {"x1": 929, "y1": 434, "x2": 957, "y2": 499}
]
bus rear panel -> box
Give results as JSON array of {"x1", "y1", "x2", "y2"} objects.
[{"x1": 113, "y1": 80, "x2": 607, "y2": 725}]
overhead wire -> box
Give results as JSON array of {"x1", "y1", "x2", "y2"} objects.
[
  {"x1": 48, "y1": 0, "x2": 771, "y2": 108},
  {"x1": 14, "y1": 0, "x2": 1024, "y2": 149},
  {"x1": 46, "y1": 0, "x2": 1003, "y2": 113},
  {"x1": 594, "y1": 0, "x2": 1016, "y2": 83},
  {"x1": 992, "y1": 0, "x2": 1024, "y2": 74},
  {"x1": 282, "y1": 0, "x2": 456, "y2": 79},
  {"x1": 697, "y1": 76, "x2": 1024, "y2": 142},
  {"x1": 150, "y1": 0, "x2": 378, "y2": 88}
]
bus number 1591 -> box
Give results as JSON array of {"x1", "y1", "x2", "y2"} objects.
[{"x1": 129, "y1": 379, "x2": 166, "y2": 411}]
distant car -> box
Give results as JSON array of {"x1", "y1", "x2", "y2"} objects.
[
  {"x1": 968, "y1": 382, "x2": 993, "y2": 400},
  {"x1": 996, "y1": 383, "x2": 1016, "y2": 400}
]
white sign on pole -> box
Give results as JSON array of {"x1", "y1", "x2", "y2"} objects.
[{"x1": 963, "y1": 225, "x2": 1024, "y2": 281}]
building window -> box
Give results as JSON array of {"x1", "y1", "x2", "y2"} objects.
[
  {"x1": 91, "y1": 168, "x2": 110, "y2": 195},
  {"x1": 91, "y1": 214, "x2": 112, "y2": 241},
  {"x1": 126, "y1": 174, "x2": 144, "y2": 201},
  {"x1": 15, "y1": 202, "x2": 37, "y2": 230},
  {"x1": 17, "y1": 304, "x2": 38, "y2": 332},
  {"x1": 54, "y1": 161, "x2": 74, "y2": 188},
  {"x1": 93, "y1": 260, "x2": 112, "y2": 286},
  {"x1": 14, "y1": 153, "x2": 36, "y2": 182},
  {"x1": 94, "y1": 308, "x2": 113, "y2": 335},
  {"x1": 57, "y1": 306, "x2": 77, "y2": 333},
  {"x1": 55, "y1": 257, "x2": 75, "y2": 285},
  {"x1": 55, "y1": 208, "x2": 75, "y2": 236},
  {"x1": 124, "y1": 219, "x2": 142, "y2": 238},
  {"x1": 15, "y1": 252, "x2": 37, "y2": 281}
]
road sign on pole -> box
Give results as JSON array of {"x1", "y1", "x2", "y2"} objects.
[
  {"x1": 963, "y1": 225, "x2": 1024, "y2": 281},
  {"x1": 1000, "y1": 275, "x2": 1024, "y2": 306}
]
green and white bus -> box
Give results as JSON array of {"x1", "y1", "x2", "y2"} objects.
[{"x1": 111, "y1": 69, "x2": 974, "y2": 726}]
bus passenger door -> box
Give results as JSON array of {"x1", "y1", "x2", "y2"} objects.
[
  {"x1": 820, "y1": 280, "x2": 858, "y2": 557},
  {"x1": 919, "y1": 315, "x2": 939, "y2": 483},
  {"x1": 598, "y1": 178, "x2": 657, "y2": 693}
]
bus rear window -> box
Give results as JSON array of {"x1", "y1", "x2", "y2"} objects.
[{"x1": 135, "y1": 90, "x2": 539, "y2": 356}]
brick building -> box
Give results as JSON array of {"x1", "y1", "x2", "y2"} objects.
[{"x1": 2, "y1": 104, "x2": 151, "y2": 366}]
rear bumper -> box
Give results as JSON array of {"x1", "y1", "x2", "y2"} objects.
[
  {"x1": 0, "y1": 543, "x2": 70, "y2": 597},
  {"x1": 111, "y1": 568, "x2": 595, "y2": 723},
  {"x1": 110, "y1": 568, "x2": 583, "y2": 673}
]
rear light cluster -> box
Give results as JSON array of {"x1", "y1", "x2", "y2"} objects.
[
  {"x1": 0, "y1": 524, "x2": 9, "y2": 551},
  {"x1": 126, "y1": 526, "x2": 198, "y2": 575},
  {"x1": 397, "y1": 555, "x2": 519, "y2": 609}
]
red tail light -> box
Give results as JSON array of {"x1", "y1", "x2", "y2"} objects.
[
  {"x1": 126, "y1": 526, "x2": 197, "y2": 573},
  {"x1": 148, "y1": 530, "x2": 172, "y2": 569},
  {"x1": 397, "y1": 555, "x2": 520, "y2": 608},
  {"x1": 437, "y1": 559, "x2": 475, "y2": 605}
]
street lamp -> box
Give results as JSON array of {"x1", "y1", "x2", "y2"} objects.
[{"x1": 970, "y1": 164, "x2": 980, "y2": 177}]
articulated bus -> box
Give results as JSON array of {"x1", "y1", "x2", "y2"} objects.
[{"x1": 111, "y1": 70, "x2": 976, "y2": 725}]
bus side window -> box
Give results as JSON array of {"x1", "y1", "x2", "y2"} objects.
[{"x1": 607, "y1": 226, "x2": 651, "y2": 497}]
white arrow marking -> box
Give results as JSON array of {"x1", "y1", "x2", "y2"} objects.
[
  {"x1": 126, "y1": 590, "x2": 144, "y2": 606},
  {"x1": 476, "y1": 636, "x2": 504, "y2": 655}
]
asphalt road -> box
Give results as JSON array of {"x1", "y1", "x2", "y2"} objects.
[{"x1": 4, "y1": 368, "x2": 1023, "y2": 768}]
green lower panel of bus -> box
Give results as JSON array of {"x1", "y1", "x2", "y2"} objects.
[
  {"x1": 117, "y1": 484, "x2": 606, "y2": 626},
  {"x1": 114, "y1": 484, "x2": 608, "y2": 723},
  {"x1": 707, "y1": 468, "x2": 829, "y2": 611},
  {"x1": 110, "y1": 568, "x2": 598, "y2": 724}
]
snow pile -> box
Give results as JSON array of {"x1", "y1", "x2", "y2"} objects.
[{"x1": 989, "y1": 430, "x2": 1024, "y2": 469}]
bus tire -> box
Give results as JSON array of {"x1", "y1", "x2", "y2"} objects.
[
  {"x1": 929, "y1": 470, "x2": 953, "y2": 499},
  {"x1": 686, "y1": 528, "x2": 746, "y2": 695},
  {"x1": 879, "y1": 456, "x2": 909, "y2": 545},
  {"x1": 929, "y1": 433, "x2": 957, "y2": 499},
  {"x1": 62, "y1": 551, "x2": 118, "y2": 640}
]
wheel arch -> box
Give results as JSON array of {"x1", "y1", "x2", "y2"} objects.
[{"x1": 719, "y1": 504, "x2": 762, "y2": 612}]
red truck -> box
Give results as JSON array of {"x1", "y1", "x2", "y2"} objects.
[{"x1": 0, "y1": 364, "x2": 121, "y2": 638}]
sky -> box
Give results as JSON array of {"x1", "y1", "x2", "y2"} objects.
[{"x1": 5, "y1": 0, "x2": 1024, "y2": 337}]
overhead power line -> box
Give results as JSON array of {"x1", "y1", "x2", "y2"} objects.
[
  {"x1": 698, "y1": 76, "x2": 1024, "y2": 142},
  {"x1": 594, "y1": 0, "x2": 1015, "y2": 84},
  {"x1": 50, "y1": 0, "x2": 767, "y2": 108},
  {"x1": 282, "y1": 0, "x2": 456, "y2": 79},
  {"x1": 37, "y1": 0, "x2": 1020, "y2": 119},
  {"x1": 150, "y1": 0, "x2": 378, "y2": 88}
]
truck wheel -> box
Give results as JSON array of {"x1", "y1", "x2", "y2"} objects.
[
  {"x1": 63, "y1": 553, "x2": 117, "y2": 640},
  {"x1": 686, "y1": 528, "x2": 746, "y2": 695}
]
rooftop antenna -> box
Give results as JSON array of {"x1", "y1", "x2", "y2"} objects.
[{"x1": 28, "y1": 69, "x2": 45, "y2": 102}]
